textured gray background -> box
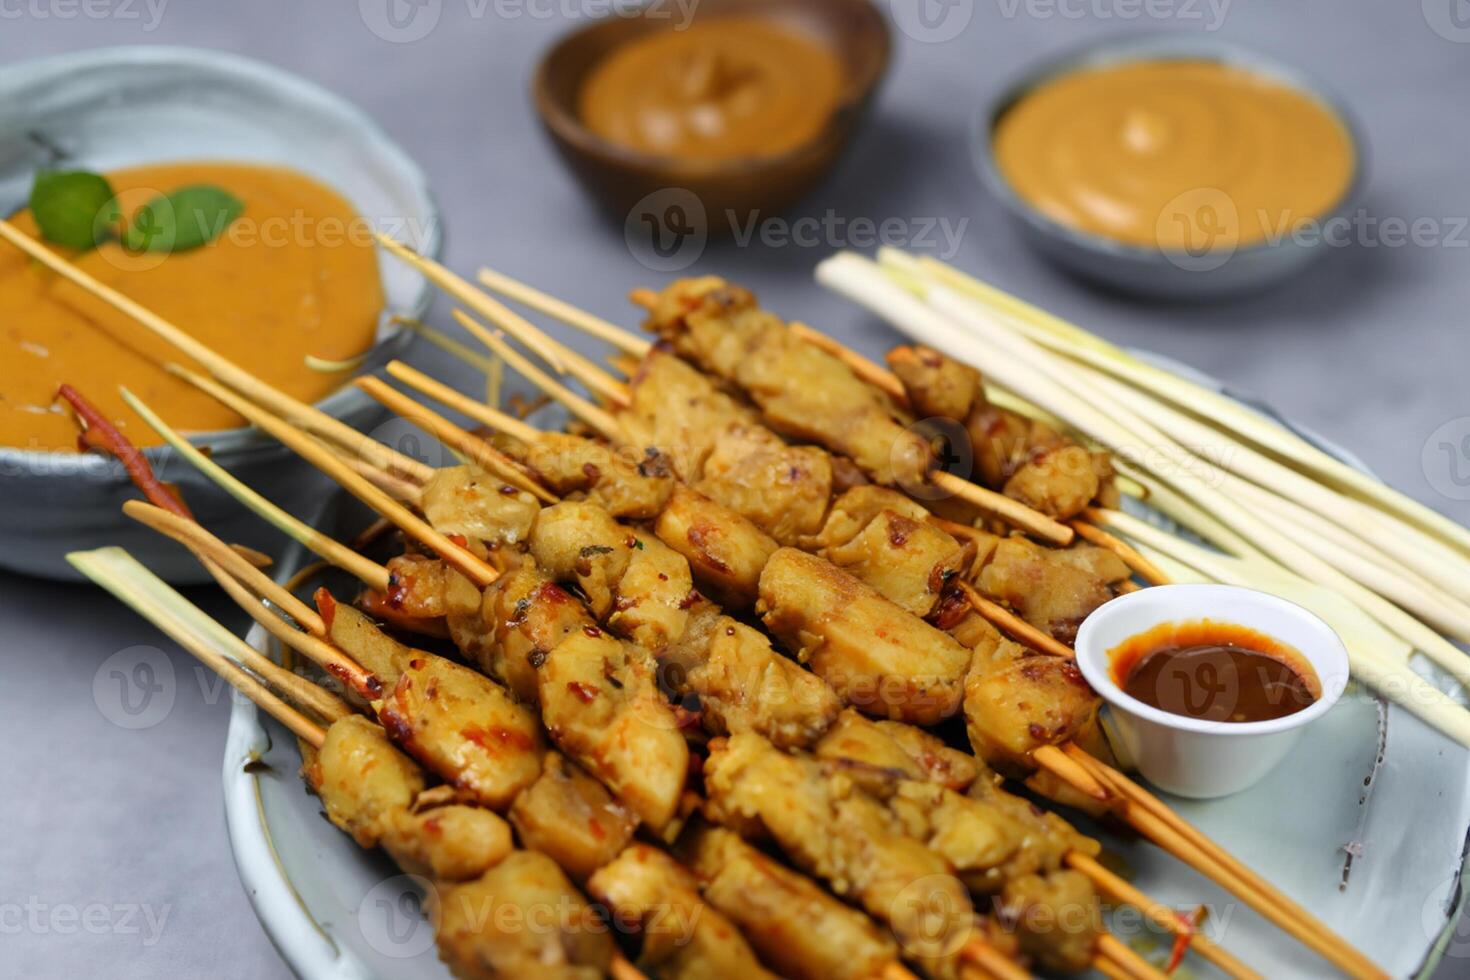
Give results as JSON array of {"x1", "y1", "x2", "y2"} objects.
[{"x1": 2, "y1": 2, "x2": 1467, "y2": 977}]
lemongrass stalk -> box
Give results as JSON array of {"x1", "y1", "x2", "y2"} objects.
[
  {"x1": 1065, "y1": 355, "x2": 1470, "y2": 600},
  {"x1": 1113, "y1": 460, "x2": 1267, "y2": 562},
  {"x1": 121, "y1": 387, "x2": 391, "y2": 593},
  {"x1": 818, "y1": 253, "x2": 1470, "y2": 688},
  {"x1": 68, "y1": 547, "x2": 337, "y2": 745},
  {"x1": 892, "y1": 249, "x2": 1470, "y2": 559}
]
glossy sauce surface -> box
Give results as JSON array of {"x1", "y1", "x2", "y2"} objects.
[
  {"x1": 0, "y1": 162, "x2": 384, "y2": 451},
  {"x1": 993, "y1": 60, "x2": 1355, "y2": 250},
  {"x1": 578, "y1": 16, "x2": 844, "y2": 162},
  {"x1": 1110, "y1": 619, "x2": 1319, "y2": 724}
]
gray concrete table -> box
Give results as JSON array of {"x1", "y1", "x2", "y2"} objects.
[{"x1": 2, "y1": 2, "x2": 1467, "y2": 977}]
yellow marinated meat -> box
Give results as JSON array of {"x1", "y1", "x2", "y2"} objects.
[
  {"x1": 435, "y1": 851, "x2": 614, "y2": 980},
  {"x1": 824, "y1": 508, "x2": 965, "y2": 618},
  {"x1": 677, "y1": 824, "x2": 900, "y2": 980},
  {"x1": 623, "y1": 346, "x2": 760, "y2": 481},
  {"x1": 703, "y1": 733, "x2": 980, "y2": 978},
  {"x1": 302, "y1": 716, "x2": 513, "y2": 882},
  {"x1": 655, "y1": 484, "x2": 777, "y2": 609},
  {"x1": 643, "y1": 278, "x2": 932, "y2": 488},
  {"x1": 804, "y1": 485, "x2": 932, "y2": 549},
  {"x1": 420, "y1": 465, "x2": 541, "y2": 549},
  {"x1": 978, "y1": 537, "x2": 1129, "y2": 645},
  {"x1": 587, "y1": 845, "x2": 776, "y2": 979},
  {"x1": 758, "y1": 548, "x2": 970, "y2": 725},
  {"x1": 697, "y1": 423, "x2": 833, "y2": 544},
  {"x1": 378, "y1": 651, "x2": 547, "y2": 812},
  {"x1": 815, "y1": 709, "x2": 977, "y2": 793},
  {"x1": 888, "y1": 345, "x2": 981, "y2": 422},
  {"x1": 477, "y1": 564, "x2": 592, "y2": 703},
  {"x1": 999, "y1": 870, "x2": 1102, "y2": 974},
  {"x1": 509, "y1": 752, "x2": 637, "y2": 882},
  {"x1": 536, "y1": 628, "x2": 688, "y2": 831},
  {"x1": 521, "y1": 432, "x2": 675, "y2": 519},
  {"x1": 530, "y1": 501, "x2": 637, "y2": 620}
]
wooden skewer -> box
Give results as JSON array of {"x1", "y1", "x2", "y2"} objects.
[
  {"x1": 477, "y1": 265, "x2": 651, "y2": 358},
  {"x1": 386, "y1": 361, "x2": 542, "y2": 444},
  {"x1": 323, "y1": 441, "x2": 425, "y2": 504},
  {"x1": 69, "y1": 547, "x2": 332, "y2": 746},
  {"x1": 170, "y1": 365, "x2": 500, "y2": 589},
  {"x1": 123, "y1": 502, "x2": 383, "y2": 701},
  {"x1": 608, "y1": 952, "x2": 646, "y2": 980},
  {"x1": 452, "y1": 311, "x2": 627, "y2": 442},
  {"x1": 1070, "y1": 520, "x2": 1171, "y2": 587},
  {"x1": 122, "y1": 387, "x2": 393, "y2": 593},
  {"x1": 0, "y1": 220, "x2": 431, "y2": 484},
  {"x1": 961, "y1": 938, "x2": 1031, "y2": 980},
  {"x1": 1091, "y1": 951, "x2": 1131, "y2": 980},
  {"x1": 355, "y1": 376, "x2": 558, "y2": 504},
  {"x1": 1058, "y1": 745, "x2": 1387, "y2": 980},
  {"x1": 880, "y1": 963, "x2": 921, "y2": 980},
  {"x1": 957, "y1": 582, "x2": 1074, "y2": 660},
  {"x1": 1068, "y1": 852, "x2": 1261, "y2": 980},
  {"x1": 1096, "y1": 935, "x2": 1166, "y2": 980},
  {"x1": 123, "y1": 501, "x2": 324, "y2": 634}
]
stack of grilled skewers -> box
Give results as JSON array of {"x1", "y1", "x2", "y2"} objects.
[{"x1": 0, "y1": 215, "x2": 1388, "y2": 980}]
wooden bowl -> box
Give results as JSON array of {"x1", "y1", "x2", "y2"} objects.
[{"x1": 533, "y1": 0, "x2": 890, "y2": 236}]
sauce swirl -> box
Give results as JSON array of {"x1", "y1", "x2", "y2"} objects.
[{"x1": 1109, "y1": 619, "x2": 1318, "y2": 724}]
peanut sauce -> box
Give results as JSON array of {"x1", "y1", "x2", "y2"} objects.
[
  {"x1": 993, "y1": 60, "x2": 1354, "y2": 250},
  {"x1": 1110, "y1": 619, "x2": 1318, "y2": 724},
  {"x1": 578, "y1": 16, "x2": 843, "y2": 162}
]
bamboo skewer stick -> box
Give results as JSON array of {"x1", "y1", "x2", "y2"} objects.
[
  {"x1": 452, "y1": 311, "x2": 627, "y2": 441},
  {"x1": 1069, "y1": 521, "x2": 1172, "y2": 587},
  {"x1": 171, "y1": 366, "x2": 500, "y2": 589},
  {"x1": 477, "y1": 265, "x2": 652, "y2": 357},
  {"x1": 323, "y1": 441, "x2": 426, "y2": 504},
  {"x1": 1095, "y1": 934, "x2": 1167, "y2": 980},
  {"x1": 961, "y1": 941, "x2": 1032, "y2": 980},
  {"x1": 0, "y1": 220, "x2": 431, "y2": 484},
  {"x1": 1061, "y1": 745, "x2": 1387, "y2": 980},
  {"x1": 1068, "y1": 852, "x2": 1261, "y2": 980},
  {"x1": 355, "y1": 376, "x2": 556, "y2": 503},
  {"x1": 957, "y1": 582, "x2": 1074, "y2": 660},
  {"x1": 386, "y1": 360, "x2": 542, "y2": 443},
  {"x1": 67, "y1": 547, "x2": 336, "y2": 744},
  {"x1": 122, "y1": 388, "x2": 393, "y2": 593}
]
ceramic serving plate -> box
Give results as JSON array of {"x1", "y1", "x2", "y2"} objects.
[
  {"x1": 0, "y1": 47, "x2": 440, "y2": 582},
  {"x1": 217, "y1": 366, "x2": 1470, "y2": 979}
]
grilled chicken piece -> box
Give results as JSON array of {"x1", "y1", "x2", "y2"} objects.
[
  {"x1": 677, "y1": 823, "x2": 901, "y2": 980},
  {"x1": 643, "y1": 278, "x2": 932, "y2": 488},
  {"x1": 655, "y1": 484, "x2": 777, "y2": 609},
  {"x1": 622, "y1": 345, "x2": 761, "y2": 482},
  {"x1": 421, "y1": 465, "x2": 541, "y2": 549},
  {"x1": 999, "y1": 870, "x2": 1103, "y2": 973},
  {"x1": 758, "y1": 548, "x2": 970, "y2": 725},
  {"x1": 825, "y1": 508, "x2": 965, "y2": 618},
  {"x1": 587, "y1": 845, "x2": 776, "y2": 979},
  {"x1": 697, "y1": 424, "x2": 833, "y2": 544},
  {"x1": 320, "y1": 596, "x2": 546, "y2": 810},
  {"x1": 436, "y1": 851, "x2": 615, "y2": 980},
  {"x1": 476, "y1": 565, "x2": 590, "y2": 703},
  {"x1": 521, "y1": 432, "x2": 675, "y2": 520},
  {"x1": 815, "y1": 709, "x2": 978, "y2": 793},
  {"x1": 889, "y1": 345, "x2": 1116, "y2": 520},
  {"x1": 531, "y1": 499, "x2": 839, "y2": 748},
  {"x1": 302, "y1": 716, "x2": 513, "y2": 882},
  {"x1": 704, "y1": 734, "x2": 983, "y2": 978},
  {"x1": 978, "y1": 536, "x2": 1130, "y2": 645},
  {"x1": 509, "y1": 752, "x2": 637, "y2": 882}
]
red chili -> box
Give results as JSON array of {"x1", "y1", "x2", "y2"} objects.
[{"x1": 58, "y1": 384, "x2": 192, "y2": 519}]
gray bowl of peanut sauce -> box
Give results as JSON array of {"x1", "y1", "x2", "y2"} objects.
[
  {"x1": 0, "y1": 47, "x2": 439, "y2": 582},
  {"x1": 973, "y1": 36, "x2": 1367, "y2": 299}
]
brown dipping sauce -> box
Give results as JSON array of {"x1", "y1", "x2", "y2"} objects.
[{"x1": 1110, "y1": 619, "x2": 1319, "y2": 724}]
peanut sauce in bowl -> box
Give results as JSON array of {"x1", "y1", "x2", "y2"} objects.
[
  {"x1": 1109, "y1": 619, "x2": 1319, "y2": 725},
  {"x1": 1075, "y1": 584, "x2": 1349, "y2": 798}
]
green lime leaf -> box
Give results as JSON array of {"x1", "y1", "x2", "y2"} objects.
[
  {"x1": 29, "y1": 170, "x2": 119, "y2": 250},
  {"x1": 123, "y1": 184, "x2": 243, "y2": 253}
]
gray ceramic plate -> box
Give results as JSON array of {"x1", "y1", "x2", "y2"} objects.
[
  {"x1": 217, "y1": 368, "x2": 1469, "y2": 979},
  {"x1": 0, "y1": 47, "x2": 440, "y2": 582}
]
